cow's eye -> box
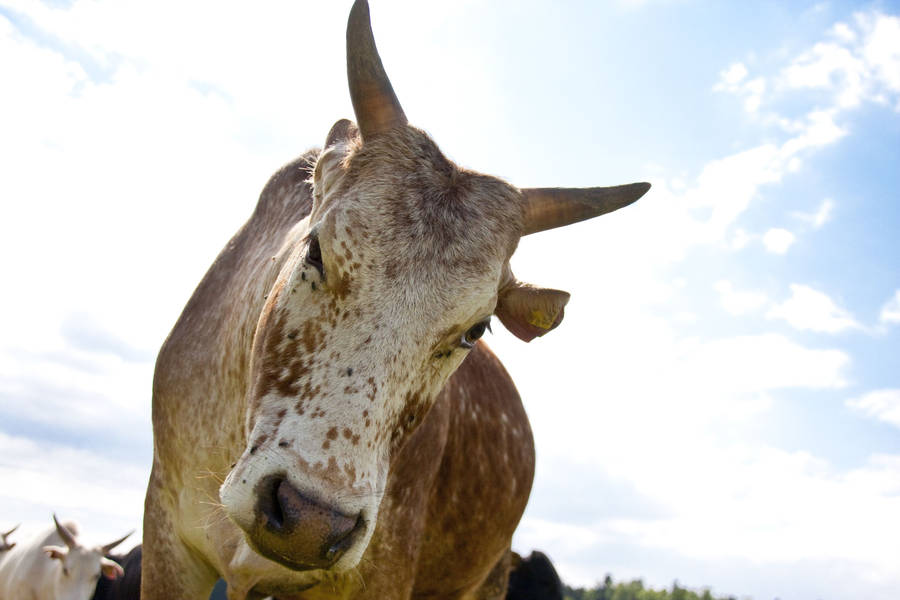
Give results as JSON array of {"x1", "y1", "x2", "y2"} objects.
[
  {"x1": 461, "y1": 319, "x2": 491, "y2": 349},
  {"x1": 306, "y1": 234, "x2": 324, "y2": 277}
]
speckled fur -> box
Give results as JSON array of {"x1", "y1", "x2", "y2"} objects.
[{"x1": 143, "y1": 125, "x2": 536, "y2": 599}]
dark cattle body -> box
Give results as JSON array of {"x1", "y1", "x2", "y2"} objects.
[
  {"x1": 93, "y1": 545, "x2": 142, "y2": 600},
  {"x1": 506, "y1": 551, "x2": 564, "y2": 600}
]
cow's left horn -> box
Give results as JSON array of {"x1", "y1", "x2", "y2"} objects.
[
  {"x1": 347, "y1": 0, "x2": 407, "y2": 139},
  {"x1": 53, "y1": 514, "x2": 77, "y2": 549},
  {"x1": 520, "y1": 183, "x2": 651, "y2": 236},
  {"x1": 1, "y1": 524, "x2": 18, "y2": 539},
  {"x1": 101, "y1": 530, "x2": 133, "y2": 554}
]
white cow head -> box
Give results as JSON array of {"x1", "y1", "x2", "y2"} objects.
[
  {"x1": 219, "y1": 0, "x2": 649, "y2": 573},
  {"x1": 42, "y1": 516, "x2": 130, "y2": 600}
]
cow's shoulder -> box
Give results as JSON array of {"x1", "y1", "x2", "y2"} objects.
[{"x1": 411, "y1": 341, "x2": 536, "y2": 595}]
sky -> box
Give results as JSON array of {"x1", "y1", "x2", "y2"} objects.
[{"x1": 0, "y1": 1, "x2": 899, "y2": 599}]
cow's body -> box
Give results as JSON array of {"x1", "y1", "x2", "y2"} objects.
[
  {"x1": 92, "y1": 545, "x2": 142, "y2": 600},
  {"x1": 0, "y1": 520, "x2": 127, "y2": 600},
  {"x1": 142, "y1": 2, "x2": 648, "y2": 599},
  {"x1": 143, "y1": 153, "x2": 534, "y2": 599},
  {"x1": 505, "y1": 552, "x2": 563, "y2": 600}
]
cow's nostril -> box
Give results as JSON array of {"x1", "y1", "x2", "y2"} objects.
[
  {"x1": 326, "y1": 513, "x2": 364, "y2": 563},
  {"x1": 257, "y1": 476, "x2": 286, "y2": 531}
]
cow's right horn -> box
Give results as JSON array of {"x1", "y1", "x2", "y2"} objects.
[
  {"x1": 53, "y1": 514, "x2": 78, "y2": 549},
  {"x1": 520, "y1": 183, "x2": 651, "y2": 236},
  {"x1": 1, "y1": 524, "x2": 18, "y2": 539},
  {"x1": 101, "y1": 530, "x2": 133, "y2": 554},
  {"x1": 347, "y1": 0, "x2": 407, "y2": 139}
]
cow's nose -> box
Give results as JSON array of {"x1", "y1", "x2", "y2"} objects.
[{"x1": 253, "y1": 476, "x2": 362, "y2": 570}]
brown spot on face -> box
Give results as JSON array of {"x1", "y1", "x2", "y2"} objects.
[
  {"x1": 326, "y1": 427, "x2": 338, "y2": 441},
  {"x1": 343, "y1": 463, "x2": 357, "y2": 484},
  {"x1": 333, "y1": 270, "x2": 353, "y2": 300},
  {"x1": 342, "y1": 428, "x2": 353, "y2": 439},
  {"x1": 322, "y1": 440, "x2": 331, "y2": 450}
]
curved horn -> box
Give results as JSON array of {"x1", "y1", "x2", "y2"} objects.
[
  {"x1": 53, "y1": 514, "x2": 77, "y2": 549},
  {"x1": 347, "y1": 0, "x2": 407, "y2": 139},
  {"x1": 2, "y1": 524, "x2": 18, "y2": 539},
  {"x1": 520, "y1": 182, "x2": 651, "y2": 236},
  {"x1": 101, "y1": 530, "x2": 133, "y2": 554}
]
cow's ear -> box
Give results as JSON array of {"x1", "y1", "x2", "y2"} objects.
[
  {"x1": 43, "y1": 545, "x2": 67, "y2": 560},
  {"x1": 495, "y1": 281, "x2": 570, "y2": 342},
  {"x1": 325, "y1": 118, "x2": 359, "y2": 147},
  {"x1": 100, "y1": 557, "x2": 124, "y2": 580}
]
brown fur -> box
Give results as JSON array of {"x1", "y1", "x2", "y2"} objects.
[
  {"x1": 143, "y1": 142, "x2": 534, "y2": 598},
  {"x1": 141, "y1": 3, "x2": 642, "y2": 597}
]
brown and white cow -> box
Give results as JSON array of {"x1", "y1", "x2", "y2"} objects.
[{"x1": 141, "y1": 2, "x2": 649, "y2": 599}]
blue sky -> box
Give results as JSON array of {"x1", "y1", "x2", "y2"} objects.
[{"x1": 1, "y1": 1, "x2": 899, "y2": 599}]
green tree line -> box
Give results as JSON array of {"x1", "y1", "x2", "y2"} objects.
[{"x1": 564, "y1": 575, "x2": 741, "y2": 600}]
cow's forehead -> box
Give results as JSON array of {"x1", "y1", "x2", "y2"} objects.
[{"x1": 316, "y1": 127, "x2": 523, "y2": 267}]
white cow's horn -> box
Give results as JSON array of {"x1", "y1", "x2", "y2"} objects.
[
  {"x1": 101, "y1": 530, "x2": 133, "y2": 554},
  {"x1": 53, "y1": 514, "x2": 78, "y2": 549}
]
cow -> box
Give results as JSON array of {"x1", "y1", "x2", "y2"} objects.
[
  {"x1": 0, "y1": 525, "x2": 17, "y2": 553},
  {"x1": 141, "y1": 1, "x2": 650, "y2": 599},
  {"x1": 506, "y1": 551, "x2": 564, "y2": 600},
  {"x1": 0, "y1": 515, "x2": 131, "y2": 600},
  {"x1": 92, "y1": 545, "x2": 142, "y2": 600}
]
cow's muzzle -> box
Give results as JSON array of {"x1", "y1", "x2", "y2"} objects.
[{"x1": 247, "y1": 475, "x2": 364, "y2": 571}]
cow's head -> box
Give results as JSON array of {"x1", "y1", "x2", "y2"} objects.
[
  {"x1": 41, "y1": 516, "x2": 130, "y2": 600},
  {"x1": 0, "y1": 523, "x2": 17, "y2": 552},
  {"x1": 220, "y1": 0, "x2": 649, "y2": 573}
]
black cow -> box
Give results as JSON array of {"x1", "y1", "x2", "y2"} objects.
[
  {"x1": 92, "y1": 545, "x2": 142, "y2": 600},
  {"x1": 506, "y1": 550, "x2": 564, "y2": 600},
  {"x1": 92, "y1": 546, "x2": 229, "y2": 600}
]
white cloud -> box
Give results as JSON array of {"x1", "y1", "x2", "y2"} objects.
[
  {"x1": 730, "y1": 227, "x2": 753, "y2": 249},
  {"x1": 779, "y1": 12, "x2": 900, "y2": 110},
  {"x1": 720, "y1": 62, "x2": 748, "y2": 86},
  {"x1": 793, "y1": 198, "x2": 835, "y2": 229},
  {"x1": 880, "y1": 290, "x2": 900, "y2": 324},
  {"x1": 831, "y1": 22, "x2": 857, "y2": 44},
  {"x1": 0, "y1": 432, "x2": 148, "y2": 546},
  {"x1": 768, "y1": 284, "x2": 860, "y2": 333},
  {"x1": 847, "y1": 389, "x2": 900, "y2": 429},
  {"x1": 762, "y1": 228, "x2": 796, "y2": 254},
  {"x1": 714, "y1": 280, "x2": 769, "y2": 315},
  {"x1": 715, "y1": 62, "x2": 766, "y2": 112}
]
